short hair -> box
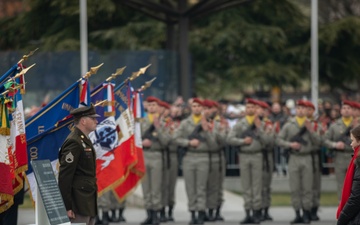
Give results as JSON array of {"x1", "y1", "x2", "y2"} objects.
[{"x1": 352, "y1": 125, "x2": 360, "y2": 141}]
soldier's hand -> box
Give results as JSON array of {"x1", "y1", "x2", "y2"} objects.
[
  {"x1": 153, "y1": 116, "x2": 161, "y2": 129},
  {"x1": 67, "y1": 210, "x2": 75, "y2": 219},
  {"x1": 201, "y1": 116, "x2": 209, "y2": 131},
  {"x1": 189, "y1": 139, "x2": 200, "y2": 147},
  {"x1": 143, "y1": 139, "x2": 152, "y2": 147},
  {"x1": 290, "y1": 142, "x2": 301, "y2": 150},
  {"x1": 304, "y1": 120, "x2": 313, "y2": 132},
  {"x1": 265, "y1": 124, "x2": 273, "y2": 133},
  {"x1": 335, "y1": 141, "x2": 345, "y2": 150},
  {"x1": 243, "y1": 137, "x2": 253, "y2": 145},
  {"x1": 254, "y1": 116, "x2": 262, "y2": 128}
]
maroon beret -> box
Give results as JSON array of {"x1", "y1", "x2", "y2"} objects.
[
  {"x1": 192, "y1": 98, "x2": 204, "y2": 106},
  {"x1": 146, "y1": 96, "x2": 160, "y2": 103}
]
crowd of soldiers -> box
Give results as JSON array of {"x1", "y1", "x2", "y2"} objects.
[{"x1": 96, "y1": 95, "x2": 360, "y2": 225}]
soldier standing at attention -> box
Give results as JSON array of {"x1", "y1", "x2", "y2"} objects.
[
  {"x1": 203, "y1": 99, "x2": 228, "y2": 222},
  {"x1": 212, "y1": 100, "x2": 229, "y2": 221},
  {"x1": 276, "y1": 100, "x2": 322, "y2": 224},
  {"x1": 227, "y1": 98, "x2": 268, "y2": 224},
  {"x1": 58, "y1": 104, "x2": 100, "y2": 225},
  {"x1": 173, "y1": 98, "x2": 217, "y2": 225},
  {"x1": 140, "y1": 96, "x2": 169, "y2": 225},
  {"x1": 304, "y1": 100, "x2": 322, "y2": 221},
  {"x1": 157, "y1": 100, "x2": 172, "y2": 222},
  {"x1": 323, "y1": 100, "x2": 356, "y2": 201},
  {"x1": 161, "y1": 104, "x2": 183, "y2": 222},
  {"x1": 257, "y1": 100, "x2": 276, "y2": 221}
]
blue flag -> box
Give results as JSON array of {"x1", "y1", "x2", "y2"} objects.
[
  {"x1": 25, "y1": 81, "x2": 80, "y2": 140},
  {"x1": 26, "y1": 117, "x2": 73, "y2": 200}
]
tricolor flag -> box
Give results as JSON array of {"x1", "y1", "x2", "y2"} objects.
[
  {"x1": 113, "y1": 88, "x2": 145, "y2": 200},
  {"x1": 0, "y1": 97, "x2": 14, "y2": 213},
  {"x1": 80, "y1": 78, "x2": 91, "y2": 106},
  {"x1": 89, "y1": 82, "x2": 126, "y2": 195},
  {"x1": 9, "y1": 87, "x2": 28, "y2": 197}
]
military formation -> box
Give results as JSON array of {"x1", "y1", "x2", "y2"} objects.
[{"x1": 97, "y1": 96, "x2": 360, "y2": 225}]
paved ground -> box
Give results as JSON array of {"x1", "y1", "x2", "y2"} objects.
[
  {"x1": 19, "y1": 206, "x2": 337, "y2": 225},
  {"x1": 18, "y1": 178, "x2": 338, "y2": 225}
]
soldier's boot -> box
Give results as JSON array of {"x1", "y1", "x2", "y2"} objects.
[
  {"x1": 263, "y1": 207, "x2": 273, "y2": 221},
  {"x1": 95, "y1": 215, "x2": 101, "y2": 225},
  {"x1": 167, "y1": 206, "x2": 174, "y2": 222},
  {"x1": 152, "y1": 210, "x2": 160, "y2": 225},
  {"x1": 260, "y1": 208, "x2": 266, "y2": 221},
  {"x1": 197, "y1": 211, "x2": 205, "y2": 225},
  {"x1": 302, "y1": 210, "x2": 311, "y2": 224},
  {"x1": 252, "y1": 210, "x2": 261, "y2": 224},
  {"x1": 102, "y1": 211, "x2": 110, "y2": 225},
  {"x1": 240, "y1": 209, "x2": 253, "y2": 224},
  {"x1": 110, "y1": 209, "x2": 120, "y2": 222},
  {"x1": 208, "y1": 209, "x2": 216, "y2": 222},
  {"x1": 189, "y1": 211, "x2": 197, "y2": 225},
  {"x1": 310, "y1": 207, "x2": 319, "y2": 221},
  {"x1": 159, "y1": 207, "x2": 168, "y2": 222},
  {"x1": 215, "y1": 205, "x2": 224, "y2": 221},
  {"x1": 141, "y1": 209, "x2": 153, "y2": 225},
  {"x1": 290, "y1": 210, "x2": 303, "y2": 224},
  {"x1": 119, "y1": 208, "x2": 126, "y2": 222},
  {"x1": 203, "y1": 210, "x2": 209, "y2": 222}
]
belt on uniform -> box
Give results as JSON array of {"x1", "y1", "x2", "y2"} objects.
[
  {"x1": 186, "y1": 150, "x2": 209, "y2": 153},
  {"x1": 239, "y1": 150, "x2": 262, "y2": 154},
  {"x1": 143, "y1": 147, "x2": 162, "y2": 152},
  {"x1": 289, "y1": 151, "x2": 312, "y2": 156}
]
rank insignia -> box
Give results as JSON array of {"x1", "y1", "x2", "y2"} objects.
[{"x1": 65, "y1": 152, "x2": 74, "y2": 163}]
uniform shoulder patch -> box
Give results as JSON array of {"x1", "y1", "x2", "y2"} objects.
[{"x1": 65, "y1": 152, "x2": 74, "y2": 163}]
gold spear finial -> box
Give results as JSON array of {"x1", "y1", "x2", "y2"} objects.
[
  {"x1": 140, "y1": 77, "x2": 156, "y2": 92},
  {"x1": 13, "y1": 63, "x2": 36, "y2": 79},
  {"x1": 18, "y1": 48, "x2": 39, "y2": 64},
  {"x1": 0, "y1": 83, "x2": 24, "y2": 96},
  {"x1": 83, "y1": 63, "x2": 104, "y2": 79},
  {"x1": 94, "y1": 100, "x2": 108, "y2": 107},
  {"x1": 106, "y1": 66, "x2": 126, "y2": 82},
  {"x1": 130, "y1": 64, "x2": 151, "y2": 81}
]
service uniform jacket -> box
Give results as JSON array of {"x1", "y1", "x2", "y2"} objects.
[
  {"x1": 323, "y1": 118, "x2": 353, "y2": 153},
  {"x1": 58, "y1": 127, "x2": 97, "y2": 217},
  {"x1": 276, "y1": 118, "x2": 321, "y2": 154},
  {"x1": 337, "y1": 158, "x2": 360, "y2": 225}
]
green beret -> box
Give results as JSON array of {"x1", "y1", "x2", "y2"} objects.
[{"x1": 70, "y1": 104, "x2": 100, "y2": 118}]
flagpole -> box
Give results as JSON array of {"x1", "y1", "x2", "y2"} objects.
[
  {"x1": 311, "y1": 0, "x2": 318, "y2": 114},
  {"x1": 80, "y1": 0, "x2": 88, "y2": 76}
]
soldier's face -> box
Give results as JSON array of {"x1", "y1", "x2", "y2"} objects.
[
  {"x1": 341, "y1": 105, "x2": 353, "y2": 118},
  {"x1": 296, "y1": 105, "x2": 306, "y2": 117},
  {"x1": 84, "y1": 116, "x2": 98, "y2": 132},
  {"x1": 306, "y1": 108, "x2": 315, "y2": 118},
  {"x1": 245, "y1": 103, "x2": 256, "y2": 116},
  {"x1": 147, "y1": 102, "x2": 159, "y2": 114},
  {"x1": 191, "y1": 103, "x2": 203, "y2": 116}
]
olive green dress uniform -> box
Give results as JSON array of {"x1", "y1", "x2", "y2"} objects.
[
  {"x1": 276, "y1": 118, "x2": 321, "y2": 214},
  {"x1": 141, "y1": 115, "x2": 169, "y2": 211},
  {"x1": 261, "y1": 118, "x2": 276, "y2": 219},
  {"x1": 173, "y1": 116, "x2": 218, "y2": 212},
  {"x1": 227, "y1": 118, "x2": 267, "y2": 215},
  {"x1": 58, "y1": 127, "x2": 98, "y2": 218},
  {"x1": 323, "y1": 118, "x2": 353, "y2": 200},
  {"x1": 205, "y1": 119, "x2": 227, "y2": 219}
]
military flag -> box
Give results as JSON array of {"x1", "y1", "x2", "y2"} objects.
[
  {"x1": 0, "y1": 97, "x2": 14, "y2": 213},
  {"x1": 113, "y1": 89, "x2": 145, "y2": 200}
]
